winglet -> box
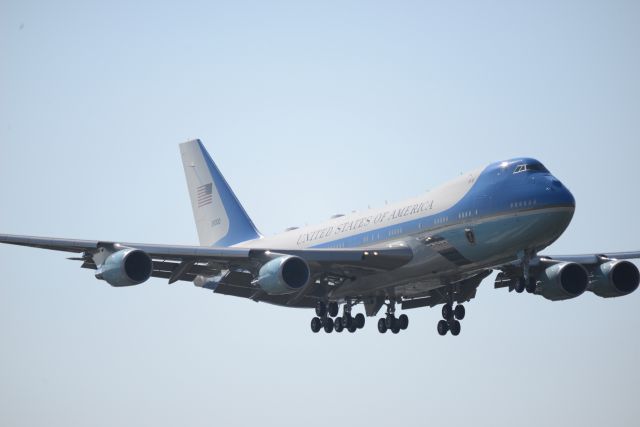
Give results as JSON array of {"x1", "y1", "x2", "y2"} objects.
[{"x1": 180, "y1": 139, "x2": 262, "y2": 247}]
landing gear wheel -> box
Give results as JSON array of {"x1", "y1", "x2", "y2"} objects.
[
  {"x1": 525, "y1": 278, "x2": 536, "y2": 294},
  {"x1": 391, "y1": 326, "x2": 400, "y2": 334},
  {"x1": 442, "y1": 303, "x2": 453, "y2": 320},
  {"x1": 354, "y1": 313, "x2": 365, "y2": 329},
  {"x1": 311, "y1": 317, "x2": 322, "y2": 333},
  {"x1": 515, "y1": 277, "x2": 526, "y2": 293},
  {"x1": 450, "y1": 320, "x2": 461, "y2": 336},
  {"x1": 398, "y1": 314, "x2": 409, "y2": 330},
  {"x1": 377, "y1": 318, "x2": 388, "y2": 333},
  {"x1": 315, "y1": 301, "x2": 327, "y2": 317},
  {"x1": 385, "y1": 316, "x2": 396, "y2": 330},
  {"x1": 323, "y1": 317, "x2": 334, "y2": 333},
  {"x1": 334, "y1": 317, "x2": 344, "y2": 332},
  {"x1": 454, "y1": 305, "x2": 465, "y2": 320},
  {"x1": 343, "y1": 315, "x2": 353, "y2": 329},
  {"x1": 348, "y1": 325, "x2": 357, "y2": 333},
  {"x1": 328, "y1": 302, "x2": 339, "y2": 317},
  {"x1": 437, "y1": 320, "x2": 449, "y2": 336}
]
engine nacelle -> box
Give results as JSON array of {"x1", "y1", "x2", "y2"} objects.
[
  {"x1": 588, "y1": 260, "x2": 640, "y2": 298},
  {"x1": 96, "y1": 249, "x2": 153, "y2": 287},
  {"x1": 535, "y1": 262, "x2": 588, "y2": 301},
  {"x1": 256, "y1": 255, "x2": 310, "y2": 295}
]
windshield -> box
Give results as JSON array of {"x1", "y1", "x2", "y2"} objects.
[{"x1": 513, "y1": 162, "x2": 548, "y2": 174}]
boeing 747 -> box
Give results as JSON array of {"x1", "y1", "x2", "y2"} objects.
[{"x1": 2, "y1": 140, "x2": 638, "y2": 336}]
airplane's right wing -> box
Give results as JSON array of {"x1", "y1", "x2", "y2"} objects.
[{"x1": 0, "y1": 233, "x2": 413, "y2": 308}]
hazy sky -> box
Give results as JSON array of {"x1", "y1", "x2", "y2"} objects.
[{"x1": 1, "y1": 1, "x2": 639, "y2": 426}]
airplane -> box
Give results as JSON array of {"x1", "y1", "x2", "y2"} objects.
[{"x1": 1, "y1": 139, "x2": 639, "y2": 336}]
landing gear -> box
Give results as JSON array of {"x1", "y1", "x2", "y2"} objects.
[
  {"x1": 442, "y1": 303, "x2": 453, "y2": 320},
  {"x1": 323, "y1": 317, "x2": 334, "y2": 333},
  {"x1": 514, "y1": 276, "x2": 537, "y2": 294},
  {"x1": 328, "y1": 302, "x2": 339, "y2": 317},
  {"x1": 513, "y1": 249, "x2": 537, "y2": 294},
  {"x1": 315, "y1": 301, "x2": 326, "y2": 317},
  {"x1": 334, "y1": 317, "x2": 344, "y2": 332},
  {"x1": 437, "y1": 287, "x2": 466, "y2": 336},
  {"x1": 311, "y1": 317, "x2": 322, "y2": 333},
  {"x1": 354, "y1": 313, "x2": 365, "y2": 329},
  {"x1": 398, "y1": 314, "x2": 409, "y2": 330},
  {"x1": 437, "y1": 320, "x2": 449, "y2": 336},
  {"x1": 377, "y1": 301, "x2": 409, "y2": 334},
  {"x1": 436, "y1": 306, "x2": 464, "y2": 336},
  {"x1": 525, "y1": 278, "x2": 537, "y2": 294},
  {"x1": 378, "y1": 318, "x2": 387, "y2": 333},
  {"x1": 310, "y1": 300, "x2": 366, "y2": 334},
  {"x1": 450, "y1": 320, "x2": 461, "y2": 336}
]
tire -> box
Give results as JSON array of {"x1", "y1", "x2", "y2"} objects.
[
  {"x1": 515, "y1": 277, "x2": 525, "y2": 293},
  {"x1": 391, "y1": 327, "x2": 400, "y2": 334},
  {"x1": 377, "y1": 318, "x2": 387, "y2": 333},
  {"x1": 398, "y1": 314, "x2": 409, "y2": 330},
  {"x1": 348, "y1": 325, "x2": 357, "y2": 333},
  {"x1": 323, "y1": 317, "x2": 334, "y2": 333},
  {"x1": 526, "y1": 278, "x2": 537, "y2": 294},
  {"x1": 437, "y1": 320, "x2": 449, "y2": 336},
  {"x1": 385, "y1": 316, "x2": 395, "y2": 329},
  {"x1": 328, "y1": 302, "x2": 339, "y2": 317},
  {"x1": 311, "y1": 317, "x2": 322, "y2": 333},
  {"x1": 344, "y1": 315, "x2": 353, "y2": 329},
  {"x1": 450, "y1": 320, "x2": 461, "y2": 336},
  {"x1": 355, "y1": 313, "x2": 365, "y2": 329},
  {"x1": 442, "y1": 303, "x2": 453, "y2": 320},
  {"x1": 454, "y1": 305, "x2": 465, "y2": 320},
  {"x1": 315, "y1": 301, "x2": 327, "y2": 317},
  {"x1": 334, "y1": 317, "x2": 344, "y2": 332}
]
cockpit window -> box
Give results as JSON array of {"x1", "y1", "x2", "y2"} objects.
[{"x1": 513, "y1": 163, "x2": 548, "y2": 174}]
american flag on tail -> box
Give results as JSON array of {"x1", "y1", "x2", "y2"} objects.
[{"x1": 197, "y1": 183, "x2": 213, "y2": 207}]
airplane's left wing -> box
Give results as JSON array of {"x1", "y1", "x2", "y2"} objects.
[
  {"x1": 0, "y1": 233, "x2": 413, "y2": 307},
  {"x1": 494, "y1": 250, "x2": 640, "y2": 300}
]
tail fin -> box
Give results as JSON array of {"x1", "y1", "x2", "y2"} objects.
[{"x1": 180, "y1": 139, "x2": 261, "y2": 247}]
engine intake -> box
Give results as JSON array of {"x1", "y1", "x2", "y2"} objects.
[
  {"x1": 589, "y1": 260, "x2": 640, "y2": 298},
  {"x1": 257, "y1": 255, "x2": 310, "y2": 295},
  {"x1": 96, "y1": 249, "x2": 153, "y2": 287},
  {"x1": 536, "y1": 262, "x2": 588, "y2": 301}
]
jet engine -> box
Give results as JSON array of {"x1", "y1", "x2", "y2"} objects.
[
  {"x1": 535, "y1": 262, "x2": 588, "y2": 301},
  {"x1": 95, "y1": 249, "x2": 153, "y2": 287},
  {"x1": 256, "y1": 255, "x2": 310, "y2": 295},
  {"x1": 588, "y1": 260, "x2": 640, "y2": 298}
]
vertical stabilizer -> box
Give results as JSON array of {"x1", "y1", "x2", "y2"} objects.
[{"x1": 180, "y1": 139, "x2": 261, "y2": 246}]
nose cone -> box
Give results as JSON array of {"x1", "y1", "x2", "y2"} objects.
[{"x1": 543, "y1": 175, "x2": 576, "y2": 209}]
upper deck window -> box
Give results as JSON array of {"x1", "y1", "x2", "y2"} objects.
[{"x1": 513, "y1": 162, "x2": 548, "y2": 174}]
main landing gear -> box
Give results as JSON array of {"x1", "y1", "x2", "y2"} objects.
[
  {"x1": 435, "y1": 285, "x2": 466, "y2": 336},
  {"x1": 310, "y1": 301, "x2": 365, "y2": 334},
  {"x1": 377, "y1": 301, "x2": 409, "y2": 334},
  {"x1": 437, "y1": 303, "x2": 465, "y2": 336}
]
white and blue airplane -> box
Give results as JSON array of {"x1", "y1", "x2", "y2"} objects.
[{"x1": 2, "y1": 139, "x2": 639, "y2": 336}]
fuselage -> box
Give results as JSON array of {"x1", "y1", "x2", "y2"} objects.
[{"x1": 238, "y1": 158, "x2": 576, "y2": 298}]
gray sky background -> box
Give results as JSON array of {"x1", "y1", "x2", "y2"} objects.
[{"x1": 1, "y1": 1, "x2": 639, "y2": 426}]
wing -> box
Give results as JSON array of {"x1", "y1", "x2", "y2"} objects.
[
  {"x1": 493, "y1": 250, "x2": 640, "y2": 299},
  {"x1": 537, "y1": 251, "x2": 640, "y2": 264},
  {"x1": 0, "y1": 233, "x2": 413, "y2": 308}
]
